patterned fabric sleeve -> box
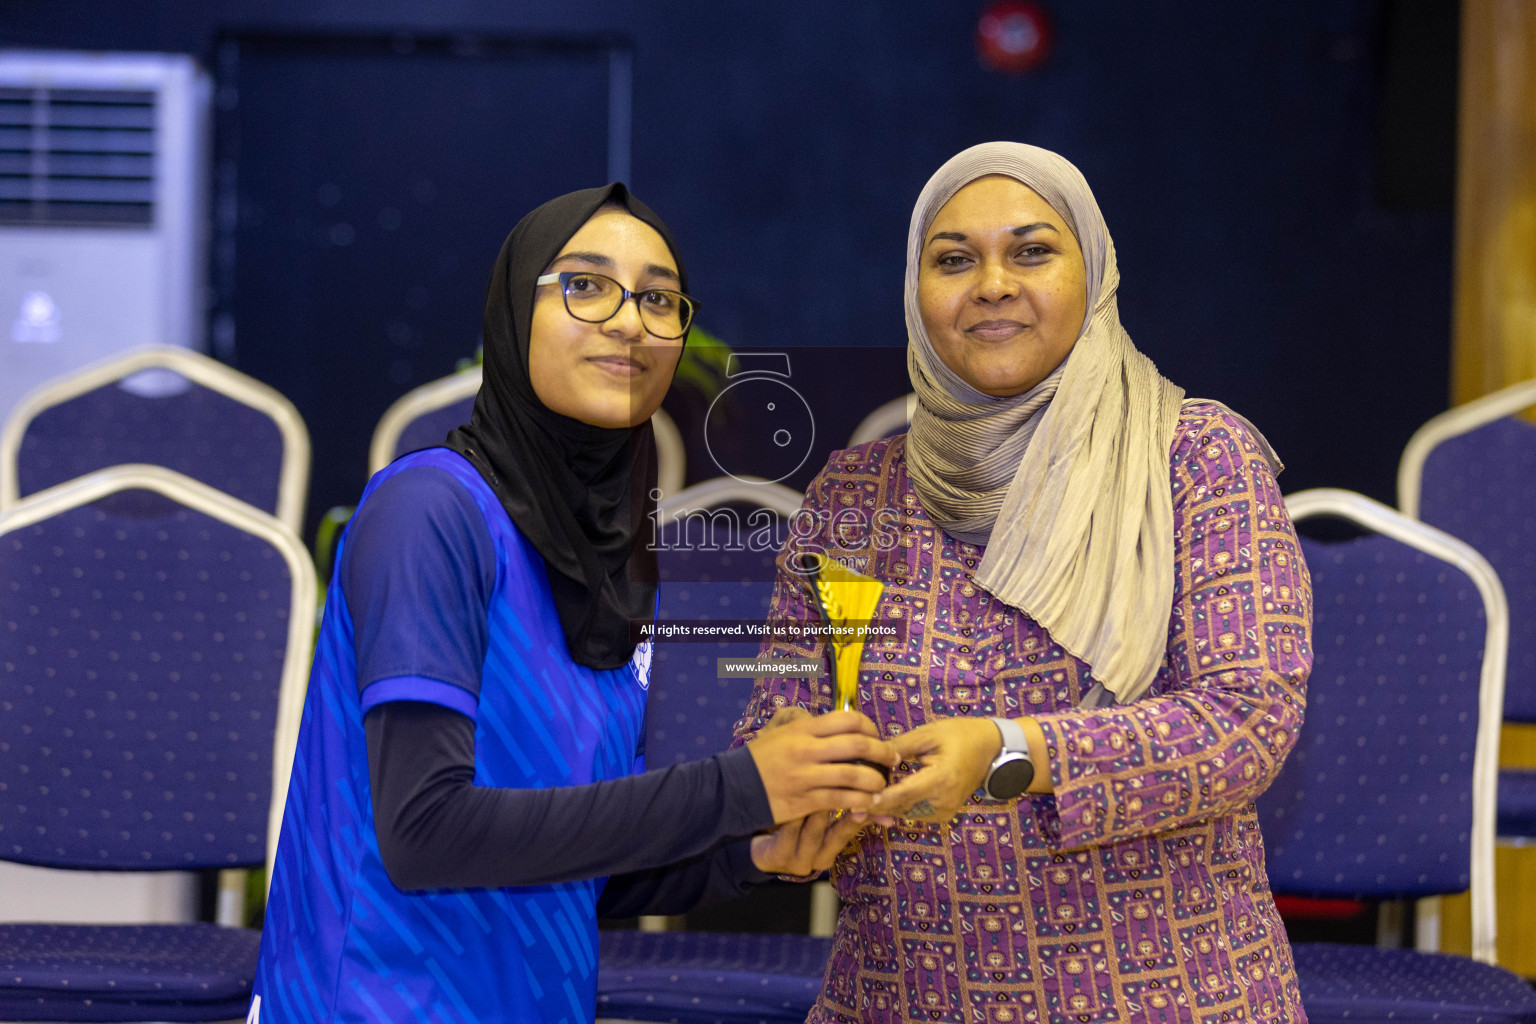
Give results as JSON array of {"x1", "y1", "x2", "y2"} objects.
[{"x1": 1030, "y1": 406, "x2": 1313, "y2": 850}]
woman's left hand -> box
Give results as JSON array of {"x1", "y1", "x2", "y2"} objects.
[
  {"x1": 868, "y1": 717, "x2": 1001, "y2": 823},
  {"x1": 750, "y1": 810, "x2": 866, "y2": 877}
]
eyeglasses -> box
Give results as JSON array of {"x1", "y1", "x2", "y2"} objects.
[{"x1": 534, "y1": 271, "x2": 698, "y2": 340}]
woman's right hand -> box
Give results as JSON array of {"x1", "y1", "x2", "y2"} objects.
[{"x1": 747, "y1": 706, "x2": 898, "y2": 823}]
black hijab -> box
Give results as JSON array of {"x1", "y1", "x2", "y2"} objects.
[{"x1": 446, "y1": 183, "x2": 685, "y2": 670}]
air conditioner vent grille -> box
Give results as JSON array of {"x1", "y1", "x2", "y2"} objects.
[{"x1": 0, "y1": 86, "x2": 155, "y2": 226}]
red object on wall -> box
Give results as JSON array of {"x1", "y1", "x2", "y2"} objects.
[
  {"x1": 1273, "y1": 895, "x2": 1369, "y2": 921},
  {"x1": 976, "y1": 1, "x2": 1053, "y2": 74}
]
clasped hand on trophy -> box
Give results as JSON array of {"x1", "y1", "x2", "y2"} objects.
[{"x1": 748, "y1": 705, "x2": 1002, "y2": 841}]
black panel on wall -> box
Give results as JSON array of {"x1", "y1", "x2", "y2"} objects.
[
  {"x1": 0, "y1": 0, "x2": 1462, "y2": 524},
  {"x1": 1374, "y1": 0, "x2": 1459, "y2": 211},
  {"x1": 212, "y1": 31, "x2": 625, "y2": 538}
]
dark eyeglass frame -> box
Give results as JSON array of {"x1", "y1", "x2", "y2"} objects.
[{"x1": 534, "y1": 270, "x2": 698, "y2": 340}]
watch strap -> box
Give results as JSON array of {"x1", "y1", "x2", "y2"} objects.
[
  {"x1": 981, "y1": 717, "x2": 1035, "y2": 802},
  {"x1": 991, "y1": 716, "x2": 1028, "y2": 755}
]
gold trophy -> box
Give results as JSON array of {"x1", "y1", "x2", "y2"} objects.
[{"x1": 799, "y1": 553, "x2": 890, "y2": 781}]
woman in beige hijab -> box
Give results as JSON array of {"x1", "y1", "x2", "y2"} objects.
[{"x1": 736, "y1": 142, "x2": 1312, "y2": 1023}]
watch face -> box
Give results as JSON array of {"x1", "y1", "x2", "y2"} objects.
[{"x1": 987, "y1": 756, "x2": 1035, "y2": 800}]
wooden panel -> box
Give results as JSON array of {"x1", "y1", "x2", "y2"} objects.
[
  {"x1": 1452, "y1": 0, "x2": 1536, "y2": 403},
  {"x1": 1452, "y1": 0, "x2": 1536, "y2": 405}
]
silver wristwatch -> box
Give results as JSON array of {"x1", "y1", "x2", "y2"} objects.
[{"x1": 981, "y1": 717, "x2": 1035, "y2": 801}]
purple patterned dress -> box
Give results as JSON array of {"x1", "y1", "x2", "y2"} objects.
[{"x1": 733, "y1": 404, "x2": 1312, "y2": 1024}]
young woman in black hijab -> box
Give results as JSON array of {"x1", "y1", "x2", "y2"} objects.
[{"x1": 251, "y1": 184, "x2": 896, "y2": 1024}]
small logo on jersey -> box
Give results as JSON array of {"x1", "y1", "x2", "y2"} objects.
[{"x1": 629, "y1": 638, "x2": 653, "y2": 690}]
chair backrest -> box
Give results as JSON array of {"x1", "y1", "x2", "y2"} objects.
[
  {"x1": 1399, "y1": 379, "x2": 1536, "y2": 723},
  {"x1": 847, "y1": 393, "x2": 915, "y2": 447},
  {"x1": 645, "y1": 477, "x2": 803, "y2": 767},
  {"x1": 368, "y1": 366, "x2": 481, "y2": 476},
  {"x1": 368, "y1": 364, "x2": 687, "y2": 495},
  {"x1": 0, "y1": 346, "x2": 311, "y2": 536},
  {"x1": 1257, "y1": 488, "x2": 1507, "y2": 963},
  {"x1": 0, "y1": 465, "x2": 315, "y2": 879}
]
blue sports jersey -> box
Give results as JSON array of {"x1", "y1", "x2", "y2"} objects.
[{"x1": 251, "y1": 448, "x2": 652, "y2": 1024}]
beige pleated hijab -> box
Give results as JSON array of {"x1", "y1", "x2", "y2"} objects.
[{"x1": 904, "y1": 142, "x2": 1274, "y2": 704}]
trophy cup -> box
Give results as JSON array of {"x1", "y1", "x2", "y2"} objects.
[{"x1": 799, "y1": 552, "x2": 891, "y2": 782}]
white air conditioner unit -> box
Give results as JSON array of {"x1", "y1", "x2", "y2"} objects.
[
  {"x1": 0, "y1": 50, "x2": 210, "y2": 926},
  {"x1": 0, "y1": 50, "x2": 209, "y2": 419}
]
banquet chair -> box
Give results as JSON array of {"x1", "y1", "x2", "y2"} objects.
[
  {"x1": 1256, "y1": 488, "x2": 1536, "y2": 1024},
  {"x1": 846, "y1": 392, "x2": 915, "y2": 447},
  {"x1": 596, "y1": 476, "x2": 838, "y2": 1024},
  {"x1": 1398, "y1": 378, "x2": 1536, "y2": 843},
  {"x1": 597, "y1": 932, "x2": 833, "y2": 1024},
  {"x1": 0, "y1": 465, "x2": 315, "y2": 1022},
  {"x1": 0, "y1": 346, "x2": 311, "y2": 536},
  {"x1": 644, "y1": 476, "x2": 801, "y2": 769},
  {"x1": 368, "y1": 364, "x2": 687, "y2": 496},
  {"x1": 367, "y1": 365, "x2": 481, "y2": 475}
]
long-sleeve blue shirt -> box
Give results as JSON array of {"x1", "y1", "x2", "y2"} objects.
[{"x1": 251, "y1": 448, "x2": 773, "y2": 1024}]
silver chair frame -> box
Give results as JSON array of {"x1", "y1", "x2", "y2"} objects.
[
  {"x1": 0, "y1": 346, "x2": 312, "y2": 536},
  {"x1": 369, "y1": 365, "x2": 688, "y2": 498},
  {"x1": 0, "y1": 464, "x2": 317, "y2": 896},
  {"x1": 1285, "y1": 487, "x2": 1508, "y2": 964},
  {"x1": 846, "y1": 392, "x2": 915, "y2": 448},
  {"x1": 656, "y1": 475, "x2": 805, "y2": 523},
  {"x1": 1397, "y1": 377, "x2": 1536, "y2": 519},
  {"x1": 653, "y1": 475, "x2": 836, "y2": 937},
  {"x1": 1397, "y1": 378, "x2": 1536, "y2": 848}
]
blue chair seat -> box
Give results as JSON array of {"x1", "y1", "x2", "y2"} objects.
[
  {"x1": 1292, "y1": 943, "x2": 1536, "y2": 1024},
  {"x1": 0, "y1": 922, "x2": 260, "y2": 1023},
  {"x1": 1497, "y1": 769, "x2": 1536, "y2": 839},
  {"x1": 597, "y1": 931, "x2": 830, "y2": 1024}
]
